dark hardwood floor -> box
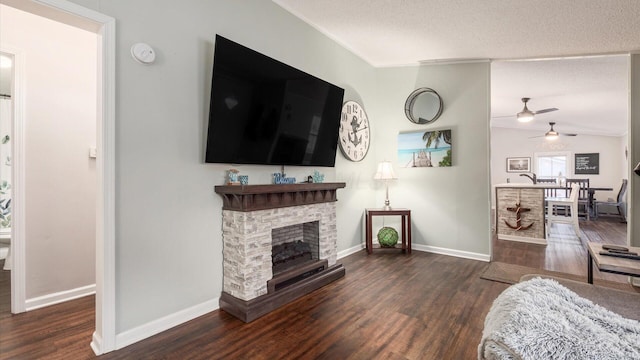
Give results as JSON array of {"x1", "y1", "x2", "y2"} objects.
[
  {"x1": 492, "y1": 217, "x2": 629, "y2": 283},
  {"x1": 0, "y1": 218, "x2": 632, "y2": 359}
]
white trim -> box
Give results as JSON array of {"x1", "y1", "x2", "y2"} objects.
[
  {"x1": 115, "y1": 299, "x2": 219, "y2": 351},
  {"x1": 497, "y1": 234, "x2": 547, "y2": 245},
  {"x1": 0, "y1": 43, "x2": 27, "y2": 314},
  {"x1": 412, "y1": 244, "x2": 492, "y2": 262},
  {"x1": 25, "y1": 284, "x2": 96, "y2": 311},
  {"x1": 90, "y1": 332, "x2": 104, "y2": 356},
  {"x1": 337, "y1": 243, "x2": 365, "y2": 259},
  {"x1": 349, "y1": 241, "x2": 491, "y2": 262},
  {"x1": 94, "y1": 13, "x2": 116, "y2": 356}
]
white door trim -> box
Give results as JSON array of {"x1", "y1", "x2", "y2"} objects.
[
  {"x1": 0, "y1": 44, "x2": 27, "y2": 315},
  {"x1": 5, "y1": 0, "x2": 117, "y2": 355}
]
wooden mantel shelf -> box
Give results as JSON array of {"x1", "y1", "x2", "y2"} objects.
[{"x1": 214, "y1": 182, "x2": 346, "y2": 212}]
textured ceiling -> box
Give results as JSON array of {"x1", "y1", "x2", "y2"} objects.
[
  {"x1": 274, "y1": 0, "x2": 636, "y2": 136},
  {"x1": 273, "y1": 0, "x2": 640, "y2": 66}
]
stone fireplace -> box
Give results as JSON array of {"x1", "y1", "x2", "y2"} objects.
[{"x1": 215, "y1": 183, "x2": 346, "y2": 322}]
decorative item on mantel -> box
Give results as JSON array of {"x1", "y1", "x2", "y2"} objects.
[
  {"x1": 374, "y1": 161, "x2": 397, "y2": 210},
  {"x1": 238, "y1": 175, "x2": 249, "y2": 185},
  {"x1": 312, "y1": 170, "x2": 324, "y2": 183},
  {"x1": 273, "y1": 172, "x2": 296, "y2": 184},
  {"x1": 226, "y1": 169, "x2": 239, "y2": 185}
]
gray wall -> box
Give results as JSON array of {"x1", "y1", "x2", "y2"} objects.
[
  {"x1": 69, "y1": 0, "x2": 377, "y2": 333},
  {"x1": 62, "y1": 0, "x2": 492, "y2": 337},
  {"x1": 374, "y1": 63, "x2": 492, "y2": 256}
]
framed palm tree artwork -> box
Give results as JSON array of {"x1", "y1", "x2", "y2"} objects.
[{"x1": 397, "y1": 129, "x2": 452, "y2": 168}]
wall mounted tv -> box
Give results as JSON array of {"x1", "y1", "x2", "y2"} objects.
[{"x1": 205, "y1": 35, "x2": 345, "y2": 167}]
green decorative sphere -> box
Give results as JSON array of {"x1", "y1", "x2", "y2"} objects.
[{"x1": 377, "y1": 227, "x2": 399, "y2": 247}]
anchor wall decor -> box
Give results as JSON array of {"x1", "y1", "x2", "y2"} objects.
[
  {"x1": 504, "y1": 203, "x2": 534, "y2": 230},
  {"x1": 503, "y1": 190, "x2": 534, "y2": 231}
]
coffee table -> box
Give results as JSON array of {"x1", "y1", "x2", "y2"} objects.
[{"x1": 587, "y1": 242, "x2": 640, "y2": 284}]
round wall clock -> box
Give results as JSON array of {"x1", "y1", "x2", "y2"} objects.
[{"x1": 339, "y1": 100, "x2": 370, "y2": 162}]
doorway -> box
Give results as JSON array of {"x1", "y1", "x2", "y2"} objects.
[
  {"x1": 489, "y1": 56, "x2": 630, "y2": 280},
  {"x1": 0, "y1": 0, "x2": 116, "y2": 355}
]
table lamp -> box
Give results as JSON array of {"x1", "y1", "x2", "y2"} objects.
[{"x1": 374, "y1": 161, "x2": 397, "y2": 210}]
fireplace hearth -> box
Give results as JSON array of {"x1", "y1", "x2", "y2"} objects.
[{"x1": 215, "y1": 183, "x2": 346, "y2": 322}]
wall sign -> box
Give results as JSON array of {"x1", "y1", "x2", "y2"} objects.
[{"x1": 575, "y1": 153, "x2": 599, "y2": 174}]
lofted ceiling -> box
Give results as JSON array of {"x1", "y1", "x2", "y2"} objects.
[
  {"x1": 274, "y1": 0, "x2": 639, "y2": 136},
  {"x1": 491, "y1": 56, "x2": 628, "y2": 137}
]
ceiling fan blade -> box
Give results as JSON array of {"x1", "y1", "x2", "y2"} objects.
[
  {"x1": 560, "y1": 133, "x2": 578, "y2": 137},
  {"x1": 533, "y1": 108, "x2": 559, "y2": 115},
  {"x1": 491, "y1": 114, "x2": 516, "y2": 119},
  {"x1": 528, "y1": 135, "x2": 544, "y2": 139}
]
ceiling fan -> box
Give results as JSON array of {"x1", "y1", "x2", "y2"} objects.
[
  {"x1": 516, "y1": 97, "x2": 559, "y2": 122},
  {"x1": 529, "y1": 122, "x2": 578, "y2": 140},
  {"x1": 495, "y1": 97, "x2": 559, "y2": 122}
]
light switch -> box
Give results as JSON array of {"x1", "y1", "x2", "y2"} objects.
[{"x1": 89, "y1": 147, "x2": 97, "y2": 158}]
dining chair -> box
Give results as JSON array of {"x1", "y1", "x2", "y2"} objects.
[
  {"x1": 565, "y1": 178, "x2": 590, "y2": 220},
  {"x1": 593, "y1": 179, "x2": 627, "y2": 222},
  {"x1": 546, "y1": 183, "x2": 581, "y2": 238},
  {"x1": 537, "y1": 178, "x2": 558, "y2": 197}
]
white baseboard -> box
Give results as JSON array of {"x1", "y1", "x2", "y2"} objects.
[
  {"x1": 411, "y1": 244, "x2": 491, "y2": 262},
  {"x1": 25, "y1": 284, "x2": 96, "y2": 311},
  {"x1": 115, "y1": 298, "x2": 219, "y2": 351},
  {"x1": 90, "y1": 331, "x2": 103, "y2": 355},
  {"x1": 337, "y1": 243, "x2": 365, "y2": 259},
  {"x1": 345, "y1": 242, "x2": 490, "y2": 262}
]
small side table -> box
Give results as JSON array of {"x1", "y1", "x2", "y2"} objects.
[
  {"x1": 587, "y1": 242, "x2": 640, "y2": 284},
  {"x1": 365, "y1": 208, "x2": 411, "y2": 254}
]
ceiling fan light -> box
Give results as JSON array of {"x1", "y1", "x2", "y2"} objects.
[
  {"x1": 545, "y1": 130, "x2": 559, "y2": 140},
  {"x1": 517, "y1": 110, "x2": 534, "y2": 122}
]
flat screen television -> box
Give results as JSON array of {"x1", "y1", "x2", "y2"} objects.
[{"x1": 205, "y1": 35, "x2": 345, "y2": 167}]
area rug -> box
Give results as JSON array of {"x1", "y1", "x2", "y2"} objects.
[{"x1": 480, "y1": 261, "x2": 636, "y2": 292}]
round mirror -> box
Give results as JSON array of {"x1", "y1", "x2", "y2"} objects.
[{"x1": 404, "y1": 88, "x2": 443, "y2": 124}]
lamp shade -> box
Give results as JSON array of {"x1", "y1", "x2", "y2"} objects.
[{"x1": 374, "y1": 161, "x2": 397, "y2": 180}]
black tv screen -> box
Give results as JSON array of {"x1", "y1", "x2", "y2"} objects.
[{"x1": 205, "y1": 35, "x2": 345, "y2": 167}]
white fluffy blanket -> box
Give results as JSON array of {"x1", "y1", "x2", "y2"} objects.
[{"x1": 479, "y1": 277, "x2": 640, "y2": 360}]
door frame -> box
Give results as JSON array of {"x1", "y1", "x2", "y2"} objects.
[{"x1": 2, "y1": 0, "x2": 116, "y2": 354}]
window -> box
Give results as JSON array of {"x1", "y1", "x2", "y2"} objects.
[{"x1": 534, "y1": 152, "x2": 569, "y2": 179}]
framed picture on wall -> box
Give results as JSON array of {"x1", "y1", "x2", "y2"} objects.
[
  {"x1": 506, "y1": 157, "x2": 530, "y2": 172},
  {"x1": 397, "y1": 129, "x2": 452, "y2": 168},
  {"x1": 575, "y1": 153, "x2": 599, "y2": 174}
]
